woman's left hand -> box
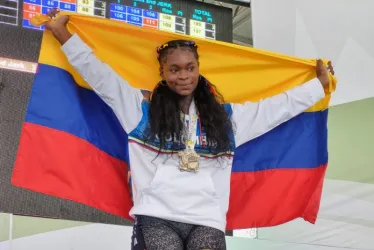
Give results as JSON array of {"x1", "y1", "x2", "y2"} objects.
[{"x1": 316, "y1": 59, "x2": 335, "y2": 88}]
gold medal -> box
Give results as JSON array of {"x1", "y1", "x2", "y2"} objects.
[{"x1": 178, "y1": 149, "x2": 200, "y2": 172}]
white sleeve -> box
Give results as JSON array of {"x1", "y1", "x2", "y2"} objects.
[
  {"x1": 231, "y1": 78, "x2": 325, "y2": 147},
  {"x1": 61, "y1": 34, "x2": 144, "y2": 133}
]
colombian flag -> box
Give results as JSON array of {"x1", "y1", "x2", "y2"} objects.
[{"x1": 12, "y1": 13, "x2": 336, "y2": 229}]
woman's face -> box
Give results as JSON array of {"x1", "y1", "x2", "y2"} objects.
[{"x1": 161, "y1": 47, "x2": 200, "y2": 96}]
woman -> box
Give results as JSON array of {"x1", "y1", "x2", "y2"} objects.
[{"x1": 45, "y1": 9, "x2": 334, "y2": 250}]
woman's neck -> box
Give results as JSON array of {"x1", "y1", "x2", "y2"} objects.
[{"x1": 179, "y1": 95, "x2": 194, "y2": 114}]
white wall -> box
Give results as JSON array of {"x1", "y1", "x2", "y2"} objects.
[
  {"x1": 251, "y1": 0, "x2": 374, "y2": 106},
  {"x1": 248, "y1": 1, "x2": 374, "y2": 249}
]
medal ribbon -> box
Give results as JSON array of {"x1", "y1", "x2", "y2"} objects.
[{"x1": 181, "y1": 101, "x2": 204, "y2": 150}]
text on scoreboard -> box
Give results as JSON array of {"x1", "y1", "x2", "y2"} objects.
[
  {"x1": 15, "y1": 0, "x2": 218, "y2": 40},
  {"x1": 1, "y1": 0, "x2": 232, "y2": 44}
]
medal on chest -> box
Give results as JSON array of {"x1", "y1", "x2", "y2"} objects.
[{"x1": 178, "y1": 149, "x2": 200, "y2": 172}]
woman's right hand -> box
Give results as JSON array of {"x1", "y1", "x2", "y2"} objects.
[{"x1": 45, "y1": 8, "x2": 72, "y2": 45}]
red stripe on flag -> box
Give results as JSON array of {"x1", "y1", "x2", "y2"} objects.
[
  {"x1": 226, "y1": 165, "x2": 326, "y2": 229},
  {"x1": 12, "y1": 122, "x2": 133, "y2": 220}
]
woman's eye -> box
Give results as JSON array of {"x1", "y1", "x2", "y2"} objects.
[{"x1": 188, "y1": 67, "x2": 194, "y2": 71}]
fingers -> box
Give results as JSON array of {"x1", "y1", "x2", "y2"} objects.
[
  {"x1": 327, "y1": 61, "x2": 335, "y2": 75},
  {"x1": 47, "y1": 8, "x2": 60, "y2": 19},
  {"x1": 317, "y1": 59, "x2": 335, "y2": 76}
]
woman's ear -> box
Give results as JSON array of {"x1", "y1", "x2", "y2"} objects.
[{"x1": 159, "y1": 67, "x2": 164, "y2": 79}]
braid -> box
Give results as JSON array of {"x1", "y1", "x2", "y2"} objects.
[{"x1": 156, "y1": 40, "x2": 199, "y2": 65}]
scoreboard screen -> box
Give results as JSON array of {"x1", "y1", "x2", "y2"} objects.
[
  {"x1": 0, "y1": 0, "x2": 232, "y2": 42},
  {"x1": 0, "y1": 0, "x2": 232, "y2": 64}
]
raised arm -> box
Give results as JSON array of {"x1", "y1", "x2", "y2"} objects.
[
  {"x1": 232, "y1": 59, "x2": 334, "y2": 147},
  {"x1": 231, "y1": 78, "x2": 325, "y2": 147},
  {"x1": 46, "y1": 10, "x2": 143, "y2": 133}
]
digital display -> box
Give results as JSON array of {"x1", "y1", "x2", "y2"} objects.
[
  {"x1": 0, "y1": 0, "x2": 231, "y2": 41},
  {"x1": 106, "y1": 0, "x2": 217, "y2": 40},
  {"x1": 0, "y1": 0, "x2": 232, "y2": 65},
  {"x1": 22, "y1": 0, "x2": 107, "y2": 30},
  {"x1": 0, "y1": 0, "x2": 19, "y2": 26}
]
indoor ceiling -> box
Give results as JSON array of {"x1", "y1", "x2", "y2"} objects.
[{"x1": 197, "y1": 0, "x2": 253, "y2": 46}]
